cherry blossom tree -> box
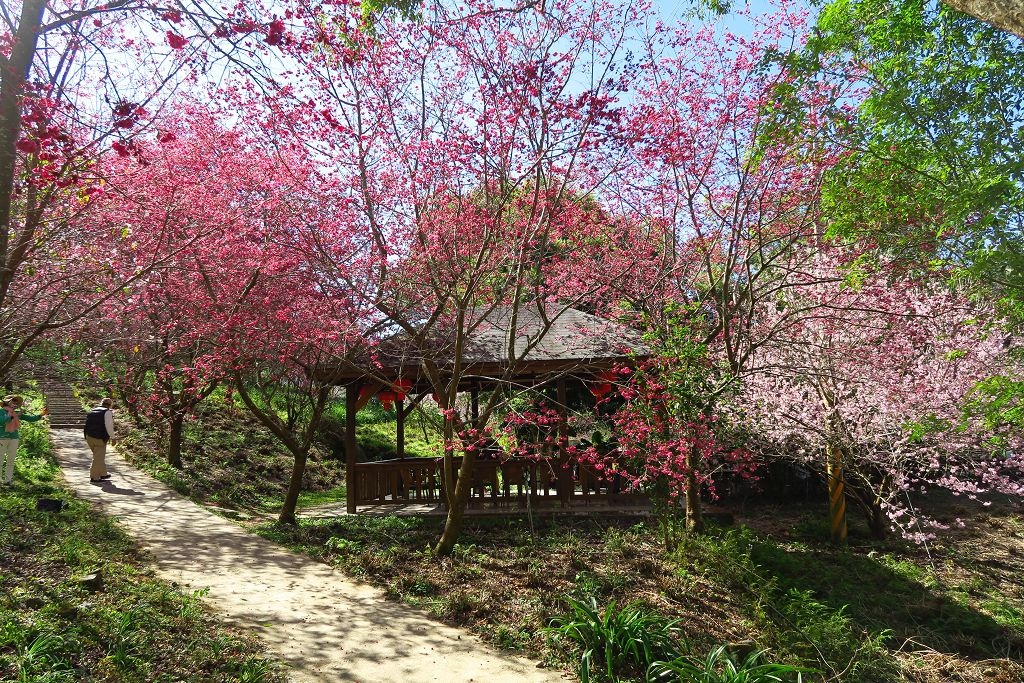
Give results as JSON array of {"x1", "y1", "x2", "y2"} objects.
[
  {"x1": 256, "y1": 0, "x2": 671, "y2": 553},
  {"x1": 574, "y1": 342, "x2": 759, "y2": 548},
  {"x1": 226, "y1": 294, "x2": 359, "y2": 526},
  {"x1": 214, "y1": 180, "x2": 372, "y2": 526},
  {"x1": 601, "y1": 6, "x2": 856, "y2": 532},
  {"x1": 75, "y1": 106, "x2": 309, "y2": 467},
  {"x1": 734, "y1": 252, "x2": 1024, "y2": 540},
  {"x1": 0, "y1": 0, "x2": 292, "y2": 381}
]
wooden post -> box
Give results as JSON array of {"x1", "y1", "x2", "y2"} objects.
[
  {"x1": 442, "y1": 409, "x2": 455, "y2": 508},
  {"x1": 345, "y1": 383, "x2": 359, "y2": 514},
  {"x1": 556, "y1": 378, "x2": 572, "y2": 507},
  {"x1": 470, "y1": 385, "x2": 479, "y2": 425},
  {"x1": 396, "y1": 398, "x2": 405, "y2": 459},
  {"x1": 826, "y1": 443, "x2": 848, "y2": 545}
]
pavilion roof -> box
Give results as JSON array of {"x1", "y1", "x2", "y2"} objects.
[{"x1": 320, "y1": 305, "x2": 648, "y2": 386}]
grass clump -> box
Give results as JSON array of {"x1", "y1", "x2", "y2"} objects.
[
  {"x1": 545, "y1": 595, "x2": 683, "y2": 682},
  {"x1": 650, "y1": 645, "x2": 810, "y2": 683},
  {"x1": 543, "y1": 594, "x2": 807, "y2": 683}
]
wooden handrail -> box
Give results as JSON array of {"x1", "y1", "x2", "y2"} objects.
[{"x1": 350, "y1": 456, "x2": 645, "y2": 508}]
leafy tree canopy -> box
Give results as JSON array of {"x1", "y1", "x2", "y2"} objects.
[{"x1": 809, "y1": 0, "x2": 1024, "y2": 317}]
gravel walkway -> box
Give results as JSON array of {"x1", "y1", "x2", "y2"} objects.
[{"x1": 51, "y1": 429, "x2": 566, "y2": 683}]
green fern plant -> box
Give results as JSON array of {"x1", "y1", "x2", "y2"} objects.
[
  {"x1": 544, "y1": 595, "x2": 684, "y2": 682},
  {"x1": 649, "y1": 645, "x2": 812, "y2": 683}
]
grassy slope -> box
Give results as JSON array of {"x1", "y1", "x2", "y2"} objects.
[
  {"x1": 116, "y1": 395, "x2": 441, "y2": 515},
  {"x1": 0, "y1": 420, "x2": 286, "y2": 683},
  {"x1": 116, "y1": 397, "x2": 345, "y2": 514},
  {"x1": 253, "y1": 505, "x2": 1024, "y2": 683},
  {"x1": 94, "y1": 393, "x2": 1024, "y2": 682}
]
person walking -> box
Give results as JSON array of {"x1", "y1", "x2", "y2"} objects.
[
  {"x1": 0, "y1": 394, "x2": 49, "y2": 485},
  {"x1": 84, "y1": 397, "x2": 117, "y2": 483}
]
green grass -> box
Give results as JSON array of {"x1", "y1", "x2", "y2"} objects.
[
  {"x1": 115, "y1": 394, "x2": 345, "y2": 515},
  {"x1": 650, "y1": 645, "x2": 811, "y2": 683},
  {"x1": 0, "y1": 421, "x2": 285, "y2": 683},
  {"x1": 355, "y1": 420, "x2": 440, "y2": 459},
  {"x1": 296, "y1": 483, "x2": 348, "y2": 510}
]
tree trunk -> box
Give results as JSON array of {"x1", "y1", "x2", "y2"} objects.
[
  {"x1": 0, "y1": 0, "x2": 46, "y2": 302},
  {"x1": 866, "y1": 500, "x2": 888, "y2": 540},
  {"x1": 842, "y1": 474, "x2": 891, "y2": 540},
  {"x1": 685, "y1": 439, "x2": 704, "y2": 533},
  {"x1": 167, "y1": 413, "x2": 184, "y2": 469},
  {"x1": 435, "y1": 448, "x2": 477, "y2": 556},
  {"x1": 942, "y1": 0, "x2": 1024, "y2": 39},
  {"x1": 345, "y1": 383, "x2": 358, "y2": 514},
  {"x1": 279, "y1": 448, "x2": 309, "y2": 525}
]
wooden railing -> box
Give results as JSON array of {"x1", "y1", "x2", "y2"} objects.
[
  {"x1": 351, "y1": 458, "x2": 442, "y2": 504},
  {"x1": 350, "y1": 457, "x2": 646, "y2": 509}
]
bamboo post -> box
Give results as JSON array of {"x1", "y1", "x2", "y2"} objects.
[
  {"x1": 345, "y1": 382, "x2": 359, "y2": 514},
  {"x1": 826, "y1": 443, "x2": 848, "y2": 545}
]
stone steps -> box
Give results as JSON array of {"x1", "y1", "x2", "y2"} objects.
[{"x1": 32, "y1": 376, "x2": 86, "y2": 429}]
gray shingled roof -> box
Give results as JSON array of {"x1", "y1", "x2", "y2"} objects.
[
  {"x1": 321, "y1": 305, "x2": 647, "y2": 384},
  {"x1": 459, "y1": 305, "x2": 645, "y2": 364}
]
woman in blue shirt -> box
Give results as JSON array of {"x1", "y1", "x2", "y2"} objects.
[{"x1": 1, "y1": 394, "x2": 48, "y2": 485}]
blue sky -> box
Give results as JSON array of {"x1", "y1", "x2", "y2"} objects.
[{"x1": 652, "y1": 0, "x2": 810, "y2": 36}]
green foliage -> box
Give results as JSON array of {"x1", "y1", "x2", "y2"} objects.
[
  {"x1": 810, "y1": 0, "x2": 1024, "y2": 308},
  {"x1": 325, "y1": 536, "x2": 363, "y2": 553},
  {"x1": 649, "y1": 645, "x2": 811, "y2": 683},
  {"x1": 544, "y1": 595, "x2": 683, "y2": 682},
  {"x1": 673, "y1": 528, "x2": 902, "y2": 681},
  {"x1": 493, "y1": 625, "x2": 532, "y2": 650},
  {"x1": 902, "y1": 412, "x2": 953, "y2": 443},
  {"x1": 777, "y1": 589, "x2": 893, "y2": 681},
  {"x1": 359, "y1": 0, "x2": 420, "y2": 25},
  {"x1": 643, "y1": 303, "x2": 720, "y2": 417},
  {"x1": 14, "y1": 632, "x2": 74, "y2": 682},
  {"x1": 966, "y1": 373, "x2": 1024, "y2": 439}
]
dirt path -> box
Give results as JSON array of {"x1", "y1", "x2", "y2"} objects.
[{"x1": 50, "y1": 429, "x2": 566, "y2": 683}]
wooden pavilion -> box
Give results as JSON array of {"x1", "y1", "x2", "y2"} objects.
[{"x1": 320, "y1": 305, "x2": 649, "y2": 514}]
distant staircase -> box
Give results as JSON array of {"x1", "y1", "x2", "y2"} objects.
[{"x1": 34, "y1": 375, "x2": 85, "y2": 429}]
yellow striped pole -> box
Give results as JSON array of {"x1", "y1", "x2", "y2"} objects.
[{"x1": 826, "y1": 444, "x2": 848, "y2": 545}]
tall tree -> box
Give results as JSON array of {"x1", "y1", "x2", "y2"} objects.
[
  {"x1": 78, "y1": 107, "x2": 300, "y2": 468},
  {"x1": 809, "y1": 0, "x2": 1024, "y2": 313},
  {"x1": 618, "y1": 6, "x2": 852, "y2": 532},
  {"x1": 269, "y1": 0, "x2": 662, "y2": 553}
]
